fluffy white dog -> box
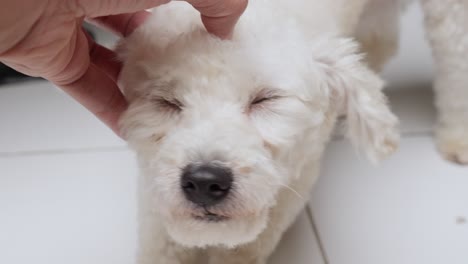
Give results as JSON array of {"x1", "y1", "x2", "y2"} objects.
[
  {"x1": 117, "y1": 0, "x2": 399, "y2": 263},
  {"x1": 341, "y1": 0, "x2": 468, "y2": 164}
]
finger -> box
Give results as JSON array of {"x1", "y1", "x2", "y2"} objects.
[
  {"x1": 76, "y1": 0, "x2": 170, "y2": 17},
  {"x1": 58, "y1": 63, "x2": 128, "y2": 136},
  {"x1": 187, "y1": 0, "x2": 248, "y2": 39},
  {"x1": 201, "y1": 14, "x2": 240, "y2": 39},
  {"x1": 85, "y1": 30, "x2": 121, "y2": 81},
  {"x1": 89, "y1": 11, "x2": 152, "y2": 37},
  {"x1": 54, "y1": 29, "x2": 126, "y2": 136}
]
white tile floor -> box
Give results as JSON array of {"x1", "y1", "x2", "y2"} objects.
[
  {"x1": 0, "y1": 151, "x2": 137, "y2": 264},
  {"x1": 310, "y1": 137, "x2": 468, "y2": 264},
  {"x1": 1, "y1": 2, "x2": 467, "y2": 264}
]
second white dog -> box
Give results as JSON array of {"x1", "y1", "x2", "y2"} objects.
[{"x1": 340, "y1": 0, "x2": 468, "y2": 165}]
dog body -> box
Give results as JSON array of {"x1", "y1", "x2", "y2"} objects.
[
  {"x1": 417, "y1": 0, "x2": 468, "y2": 164},
  {"x1": 117, "y1": 1, "x2": 399, "y2": 263},
  {"x1": 348, "y1": 0, "x2": 468, "y2": 164}
]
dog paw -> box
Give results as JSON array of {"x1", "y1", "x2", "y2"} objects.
[
  {"x1": 436, "y1": 125, "x2": 468, "y2": 165},
  {"x1": 351, "y1": 112, "x2": 400, "y2": 164},
  {"x1": 372, "y1": 124, "x2": 400, "y2": 162}
]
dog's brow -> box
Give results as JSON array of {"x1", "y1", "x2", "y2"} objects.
[
  {"x1": 149, "y1": 81, "x2": 177, "y2": 98},
  {"x1": 253, "y1": 87, "x2": 285, "y2": 99}
]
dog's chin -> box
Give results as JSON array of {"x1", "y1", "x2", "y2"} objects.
[{"x1": 164, "y1": 209, "x2": 269, "y2": 248}]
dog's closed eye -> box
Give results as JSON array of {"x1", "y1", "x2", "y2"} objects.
[
  {"x1": 249, "y1": 89, "x2": 283, "y2": 110},
  {"x1": 251, "y1": 96, "x2": 277, "y2": 105},
  {"x1": 153, "y1": 97, "x2": 183, "y2": 112}
]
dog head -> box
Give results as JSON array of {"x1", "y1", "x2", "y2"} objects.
[{"x1": 117, "y1": 3, "x2": 398, "y2": 248}]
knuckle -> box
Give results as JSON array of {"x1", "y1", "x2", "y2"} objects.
[{"x1": 233, "y1": 0, "x2": 248, "y2": 14}]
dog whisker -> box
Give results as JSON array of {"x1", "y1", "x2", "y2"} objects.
[{"x1": 277, "y1": 183, "x2": 305, "y2": 201}]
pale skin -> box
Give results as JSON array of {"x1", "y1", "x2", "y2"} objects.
[{"x1": 0, "y1": 0, "x2": 248, "y2": 136}]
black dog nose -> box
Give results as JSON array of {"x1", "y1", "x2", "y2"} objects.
[{"x1": 181, "y1": 164, "x2": 233, "y2": 206}]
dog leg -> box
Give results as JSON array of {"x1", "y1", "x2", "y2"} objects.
[
  {"x1": 206, "y1": 164, "x2": 320, "y2": 264},
  {"x1": 331, "y1": 0, "x2": 371, "y2": 35},
  {"x1": 354, "y1": 0, "x2": 403, "y2": 72},
  {"x1": 334, "y1": 0, "x2": 371, "y2": 35},
  {"x1": 420, "y1": 0, "x2": 468, "y2": 165}
]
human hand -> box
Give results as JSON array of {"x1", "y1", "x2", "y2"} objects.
[{"x1": 0, "y1": 0, "x2": 247, "y2": 136}]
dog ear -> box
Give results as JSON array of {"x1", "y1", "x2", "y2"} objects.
[{"x1": 313, "y1": 37, "x2": 400, "y2": 163}]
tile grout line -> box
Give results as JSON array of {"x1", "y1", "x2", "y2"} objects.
[
  {"x1": 399, "y1": 131, "x2": 433, "y2": 138},
  {"x1": 331, "y1": 130, "x2": 433, "y2": 141},
  {"x1": 0, "y1": 129, "x2": 432, "y2": 157},
  {"x1": 0, "y1": 146, "x2": 129, "y2": 158},
  {"x1": 305, "y1": 205, "x2": 330, "y2": 264}
]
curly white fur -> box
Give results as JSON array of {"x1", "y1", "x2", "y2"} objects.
[
  {"x1": 117, "y1": 0, "x2": 399, "y2": 263},
  {"x1": 420, "y1": 0, "x2": 468, "y2": 164},
  {"x1": 348, "y1": 0, "x2": 468, "y2": 165}
]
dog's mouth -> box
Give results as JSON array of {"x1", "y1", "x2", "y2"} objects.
[{"x1": 192, "y1": 207, "x2": 230, "y2": 222}]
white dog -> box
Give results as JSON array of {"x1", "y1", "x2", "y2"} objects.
[
  {"x1": 341, "y1": 0, "x2": 468, "y2": 164},
  {"x1": 117, "y1": 0, "x2": 399, "y2": 263}
]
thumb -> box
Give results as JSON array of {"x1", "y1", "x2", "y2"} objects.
[
  {"x1": 187, "y1": 0, "x2": 248, "y2": 39},
  {"x1": 75, "y1": 0, "x2": 170, "y2": 17}
]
